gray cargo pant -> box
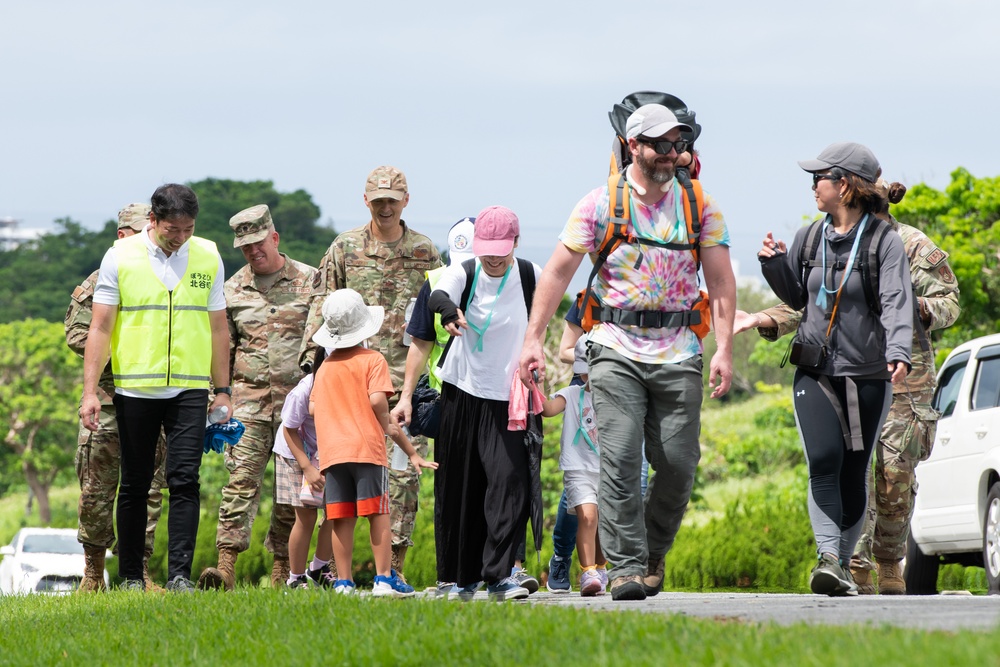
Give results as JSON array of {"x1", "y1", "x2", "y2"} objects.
[{"x1": 588, "y1": 343, "x2": 703, "y2": 580}]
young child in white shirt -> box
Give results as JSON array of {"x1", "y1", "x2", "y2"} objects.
[
  {"x1": 272, "y1": 348, "x2": 336, "y2": 589},
  {"x1": 542, "y1": 338, "x2": 607, "y2": 596}
]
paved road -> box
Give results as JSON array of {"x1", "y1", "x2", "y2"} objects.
[{"x1": 456, "y1": 590, "x2": 1000, "y2": 632}]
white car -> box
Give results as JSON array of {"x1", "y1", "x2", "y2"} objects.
[
  {"x1": 907, "y1": 333, "x2": 1000, "y2": 594},
  {"x1": 0, "y1": 528, "x2": 107, "y2": 594}
]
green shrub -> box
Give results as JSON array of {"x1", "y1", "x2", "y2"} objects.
[{"x1": 664, "y1": 469, "x2": 815, "y2": 590}]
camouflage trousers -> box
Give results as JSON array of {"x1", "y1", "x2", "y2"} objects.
[
  {"x1": 216, "y1": 419, "x2": 295, "y2": 558},
  {"x1": 853, "y1": 390, "x2": 938, "y2": 567},
  {"x1": 75, "y1": 406, "x2": 166, "y2": 555},
  {"x1": 387, "y1": 434, "x2": 428, "y2": 548}
]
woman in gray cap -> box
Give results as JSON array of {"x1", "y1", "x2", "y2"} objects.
[{"x1": 756, "y1": 142, "x2": 913, "y2": 596}]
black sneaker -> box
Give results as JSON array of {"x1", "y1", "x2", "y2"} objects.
[
  {"x1": 120, "y1": 579, "x2": 145, "y2": 592},
  {"x1": 165, "y1": 575, "x2": 196, "y2": 593},
  {"x1": 307, "y1": 564, "x2": 336, "y2": 589},
  {"x1": 510, "y1": 567, "x2": 539, "y2": 594},
  {"x1": 288, "y1": 575, "x2": 310, "y2": 589}
]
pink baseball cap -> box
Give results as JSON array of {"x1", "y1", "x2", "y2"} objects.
[{"x1": 472, "y1": 205, "x2": 519, "y2": 257}]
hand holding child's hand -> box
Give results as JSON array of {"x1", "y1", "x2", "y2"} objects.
[{"x1": 410, "y1": 454, "x2": 439, "y2": 474}]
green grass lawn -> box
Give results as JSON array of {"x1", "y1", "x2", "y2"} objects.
[{"x1": 0, "y1": 590, "x2": 995, "y2": 667}]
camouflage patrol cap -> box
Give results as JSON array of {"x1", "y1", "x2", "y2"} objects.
[
  {"x1": 117, "y1": 203, "x2": 151, "y2": 231},
  {"x1": 229, "y1": 204, "x2": 275, "y2": 248},
  {"x1": 365, "y1": 166, "x2": 408, "y2": 201}
]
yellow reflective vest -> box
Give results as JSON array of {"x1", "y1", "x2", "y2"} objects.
[
  {"x1": 425, "y1": 266, "x2": 451, "y2": 392},
  {"x1": 111, "y1": 234, "x2": 220, "y2": 389}
]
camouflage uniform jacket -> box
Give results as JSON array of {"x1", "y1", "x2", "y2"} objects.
[
  {"x1": 759, "y1": 219, "x2": 960, "y2": 393},
  {"x1": 307, "y1": 222, "x2": 442, "y2": 389},
  {"x1": 65, "y1": 269, "x2": 115, "y2": 406},
  {"x1": 226, "y1": 254, "x2": 317, "y2": 422}
]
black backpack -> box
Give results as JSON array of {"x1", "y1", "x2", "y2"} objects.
[{"x1": 798, "y1": 217, "x2": 892, "y2": 315}]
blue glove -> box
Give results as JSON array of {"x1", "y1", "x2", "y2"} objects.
[{"x1": 204, "y1": 418, "x2": 246, "y2": 454}]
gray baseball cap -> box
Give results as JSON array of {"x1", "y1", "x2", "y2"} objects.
[
  {"x1": 625, "y1": 104, "x2": 692, "y2": 140},
  {"x1": 798, "y1": 142, "x2": 880, "y2": 183}
]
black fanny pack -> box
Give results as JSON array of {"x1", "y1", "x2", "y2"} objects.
[{"x1": 788, "y1": 339, "x2": 827, "y2": 369}]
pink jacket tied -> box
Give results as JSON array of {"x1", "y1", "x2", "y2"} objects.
[{"x1": 508, "y1": 370, "x2": 544, "y2": 431}]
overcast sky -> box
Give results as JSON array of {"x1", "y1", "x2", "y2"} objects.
[{"x1": 2, "y1": 1, "x2": 998, "y2": 294}]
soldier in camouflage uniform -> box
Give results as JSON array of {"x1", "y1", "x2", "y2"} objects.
[
  {"x1": 65, "y1": 203, "x2": 167, "y2": 592},
  {"x1": 736, "y1": 182, "x2": 960, "y2": 594},
  {"x1": 197, "y1": 205, "x2": 317, "y2": 590},
  {"x1": 300, "y1": 166, "x2": 442, "y2": 578}
]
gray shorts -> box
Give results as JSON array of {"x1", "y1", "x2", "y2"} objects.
[{"x1": 324, "y1": 463, "x2": 389, "y2": 519}]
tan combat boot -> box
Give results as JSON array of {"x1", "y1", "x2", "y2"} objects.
[
  {"x1": 850, "y1": 566, "x2": 876, "y2": 595},
  {"x1": 271, "y1": 556, "x2": 290, "y2": 588},
  {"x1": 876, "y1": 559, "x2": 906, "y2": 595},
  {"x1": 77, "y1": 546, "x2": 107, "y2": 593},
  {"x1": 143, "y1": 559, "x2": 166, "y2": 594},
  {"x1": 391, "y1": 545, "x2": 408, "y2": 583},
  {"x1": 197, "y1": 547, "x2": 238, "y2": 591}
]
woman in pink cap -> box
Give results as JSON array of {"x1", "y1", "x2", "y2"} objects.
[{"x1": 428, "y1": 205, "x2": 543, "y2": 602}]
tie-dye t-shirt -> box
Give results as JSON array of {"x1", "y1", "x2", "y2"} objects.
[{"x1": 559, "y1": 175, "x2": 730, "y2": 364}]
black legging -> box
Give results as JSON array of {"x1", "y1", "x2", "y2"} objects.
[{"x1": 793, "y1": 370, "x2": 890, "y2": 561}]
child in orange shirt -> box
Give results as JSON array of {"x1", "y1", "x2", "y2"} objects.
[{"x1": 310, "y1": 289, "x2": 437, "y2": 596}]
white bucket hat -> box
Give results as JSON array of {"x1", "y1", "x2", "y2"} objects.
[{"x1": 311, "y1": 289, "x2": 385, "y2": 350}]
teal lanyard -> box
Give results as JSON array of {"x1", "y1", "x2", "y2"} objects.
[
  {"x1": 465, "y1": 261, "x2": 512, "y2": 353},
  {"x1": 627, "y1": 178, "x2": 687, "y2": 244},
  {"x1": 815, "y1": 214, "x2": 869, "y2": 310},
  {"x1": 572, "y1": 389, "x2": 597, "y2": 454}
]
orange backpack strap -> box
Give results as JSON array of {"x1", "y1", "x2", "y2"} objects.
[
  {"x1": 676, "y1": 169, "x2": 705, "y2": 269},
  {"x1": 580, "y1": 172, "x2": 712, "y2": 339},
  {"x1": 579, "y1": 174, "x2": 631, "y2": 332}
]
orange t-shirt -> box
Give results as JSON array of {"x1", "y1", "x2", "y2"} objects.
[{"x1": 311, "y1": 347, "x2": 395, "y2": 471}]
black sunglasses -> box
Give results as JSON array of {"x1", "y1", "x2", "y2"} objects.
[
  {"x1": 636, "y1": 136, "x2": 689, "y2": 155},
  {"x1": 812, "y1": 172, "x2": 842, "y2": 186}
]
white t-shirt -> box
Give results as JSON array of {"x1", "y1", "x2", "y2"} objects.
[
  {"x1": 435, "y1": 258, "x2": 542, "y2": 401},
  {"x1": 272, "y1": 374, "x2": 317, "y2": 461},
  {"x1": 554, "y1": 385, "x2": 600, "y2": 472},
  {"x1": 93, "y1": 225, "x2": 226, "y2": 399}
]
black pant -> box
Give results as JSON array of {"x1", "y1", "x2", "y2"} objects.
[
  {"x1": 114, "y1": 390, "x2": 207, "y2": 581},
  {"x1": 434, "y1": 382, "x2": 530, "y2": 586}
]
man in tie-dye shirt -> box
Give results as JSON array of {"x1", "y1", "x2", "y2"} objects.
[{"x1": 520, "y1": 103, "x2": 735, "y2": 602}]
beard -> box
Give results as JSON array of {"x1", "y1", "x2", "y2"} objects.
[{"x1": 635, "y1": 149, "x2": 675, "y2": 184}]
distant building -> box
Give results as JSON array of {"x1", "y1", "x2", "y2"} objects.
[{"x1": 0, "y1": 217, "x2": 45, "y2": 251}]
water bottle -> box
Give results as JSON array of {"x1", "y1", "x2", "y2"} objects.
[
  {"x1": 391, "y1": 425, "x2": 411, "y2": 471},
  {"x1": 206, "y1": 405, "x2": 230, "y2": 426}
]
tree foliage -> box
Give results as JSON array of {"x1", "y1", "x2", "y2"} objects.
[
  {"x1": 893, "y1": 167, "x2": 1000, "y2": 350},
  {"x1": 185, "y1": 178, "x2": 335, "y2": 278},
  {"x1": 0, "y1": 218, "x2": 115, "y2": 325},
  {"x1": 0, "y1": 319, "x2": 82, "y2": 522},
  {"x1": 0, "y1": 180, "x2": 335, "y2": 324}
]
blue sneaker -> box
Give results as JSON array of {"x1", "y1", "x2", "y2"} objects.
[
  {"x1": 455, "y1": 581, "x2": 484, "y2": 601},
  {"x1": 372, "y1": 569, "x2": 415, "y2": 598},
  {"x1": 487, "y1": 577, "x2": 529, "y2": 602},
  {"x1": 547, "y1": 555, "x2": 571, "y2": 593},
  {"x1": 434, "y1": 581, "x2": 458, "y2": 599}
]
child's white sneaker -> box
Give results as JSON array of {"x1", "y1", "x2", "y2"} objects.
[
  {"x1": 333, "y1": 579, "x2": 356, "y2": 594},
  {"x1": 580, "y1": 569, "x2": 604, "y2": 597},
  {"x1": 372, "y1": 570, "x2": 415, "y2": 598}
]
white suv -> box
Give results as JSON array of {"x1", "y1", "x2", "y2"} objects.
[{"x1": 906, "y1": 333, "x2": 1000, "y2": 594}]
